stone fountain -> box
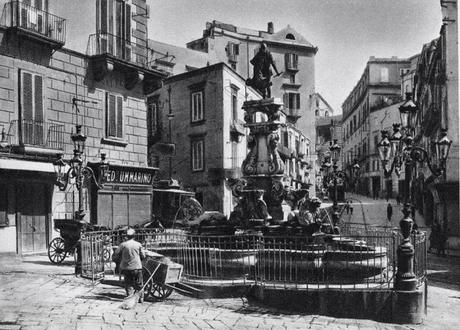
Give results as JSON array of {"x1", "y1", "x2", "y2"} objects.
[{"x1": 229, "y1": 98, "x2": 289, "y2": 229}]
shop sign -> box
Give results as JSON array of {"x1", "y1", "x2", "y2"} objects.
[{"x1": 104, "y1": 165, "x2": 156, "y2": 185}]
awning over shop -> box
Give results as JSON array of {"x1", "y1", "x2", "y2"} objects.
[{"x1": 0, "y1": 158, "x2": 55, "y2": 173}]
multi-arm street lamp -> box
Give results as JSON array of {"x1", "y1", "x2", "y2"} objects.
[
  {"x1": 53, "y1": 124, "x2": 109, "y2": 220},
  {"x1": 377, "y1": 93, "x2": 452, "y2": 202},
  {"x1": 321, "y1": 139, "x2": 346, "y2": 209},
  {"x1": 377, "y1": 93, "x2": 452, "y2": 291}
]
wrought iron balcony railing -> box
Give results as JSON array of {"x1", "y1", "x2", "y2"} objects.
[
  {"x1": 0, "y1": 1, "x2": 66, "y2": 45},
  {"x1": 7, "y1": 119, "x2": 64, "y2": 150},
  {"x1": 87, "y1": 33, "x2": 175, "y2": 74}
]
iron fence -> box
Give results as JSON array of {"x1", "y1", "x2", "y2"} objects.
[
  {"x1": 7, "y1": 119, "x2": 64, "y2": 150},
  {"x1": 1, "y1": 1, "x2": 66, "y2": 44},
  {"x1": 80, "y1": 227, "x2": 427, "y2": 289},
  {"x1": 87, "y1": 33, "x2": 175, "y2": 74}
]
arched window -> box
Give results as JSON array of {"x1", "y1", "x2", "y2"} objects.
[{"x1": 286, "y1": 33, "x2": 295, "y2": 40}]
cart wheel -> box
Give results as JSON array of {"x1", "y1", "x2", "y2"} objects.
[
  {"x1": 151, "y1": 283, "x2": 173, "y2": 300},
  {"x1": 48, "y1": 237, "x2": 67, "y2": 264}
]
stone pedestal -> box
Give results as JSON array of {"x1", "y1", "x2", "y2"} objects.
[{"x1": 229, "y1": 98, "x2": 287, "y2": 226}]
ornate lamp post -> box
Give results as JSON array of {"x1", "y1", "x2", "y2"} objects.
[
  {"x1": 377, "y1": 93, "x2": 452, "y2": 291},
  {"x1": 351, "y1": 159, "x2": 361, "y2": 193},
  {"x1": 321, "y1": 139, "x2": 346, "y2": 210},
  {"x1": 53, "y1": 124, "x2": 109, "y2": 220}
]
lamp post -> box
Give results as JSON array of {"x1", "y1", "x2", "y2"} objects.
[
  {"x1": 351, "y1": 159, "x2": 361, "y2": 193},
  {"x1": 377, "y1": 93, "x2": 452, "y2": 291},
  {"x1": 53, "y1": 124, "x2": 109, "y2": 220},
  {"x1": 322, "y1": 139, "x2": 346, "y2": 210}
]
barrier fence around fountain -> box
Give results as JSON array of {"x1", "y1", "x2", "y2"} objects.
[{"x1": 80, "y1": 227, "x2": 426, "y2": 290}]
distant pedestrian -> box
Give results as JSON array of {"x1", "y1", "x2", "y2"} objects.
[
  {"x1": 345, "y1": 201, "x2": 350, "y2": 214},
  {"x1": 396, "y1": 194, "x2": 401, "y2": 205},
  {"x1": 411, "y1": 205, "x2": 416, "y2": 219},
  {"x1": 349, "y1": 201, "x2": 353, "y2": 215},
  {"x1": 386, "y1": 203, "x2": 393, "y2": 222}
]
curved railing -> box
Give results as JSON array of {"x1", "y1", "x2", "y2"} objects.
[{"x1": 80, "y1": 226, "x2": 426, "y2": 289}]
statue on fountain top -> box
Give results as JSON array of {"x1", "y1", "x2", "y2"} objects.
[{"x1": 246, "y1": 42, "x2": 282, "y2": 98}]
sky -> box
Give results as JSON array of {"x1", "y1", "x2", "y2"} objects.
[{"x1": 147, "y1": 0, "x2": 443, "y2": 114}]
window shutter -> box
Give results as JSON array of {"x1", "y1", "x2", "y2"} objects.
[
  {"x1": 34, "y1": 75, "x2": 43, "y2": 122},
  {"x1": 284, "y1": 53, "x2": 289, "y2": 70},
  {"x1": 294, "y1": 54, "x2": 298, "y2": 69},
  {"x1": 116, "y1": 95, "x2": 123, "y2": 138},
  {"x1": 21, "y1": 72, "x2": 33, "y2": 122},
  {"x1": 226, "y1": 42, "x2": 233, "y2": 56},
  {"x1": 234, "y1": 44, "x2": 239, "y2": 56},
  {"x1": 296, "y1": 93, "x2": 300, "y2": 109},
  {"x1": 283, "y1": 93, "x2": 288, "y2": 109},
  {"x1": 100, "y1": 0, "x2": 108, "y2": 33},
  {"x1": 125, "y1": 3, "x2": 131, "y2": 42},
  {"x1": 108, "y1": 93, "x2": 116, "y2": 137}
]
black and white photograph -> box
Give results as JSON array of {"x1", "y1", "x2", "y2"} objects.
[{"x1": 0, "y1": 0, "x2": 459, "y2": 329}]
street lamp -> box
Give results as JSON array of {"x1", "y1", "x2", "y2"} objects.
[
  {"x1": 377, "y1": 93, "x2": 452, "y2": 291},
  {"x1": 321, "y1": 140, "x2": 346, "y2": 209},
  {"x1": 53, "y1": 124, "x2": 109, "y2": 220}
]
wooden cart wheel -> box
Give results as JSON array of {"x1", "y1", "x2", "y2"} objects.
[
  {"x1": 151, "y1": 282, "x2": 173, "y2": 300},
  {"x1": 48, "y1": 237, "x2": 67, "y2": 264}
]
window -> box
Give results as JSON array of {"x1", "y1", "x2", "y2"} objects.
[
  {"x1": 20, "y1": 70, "x2": 44, "y2": 145},
  {"x1": 380, "y1": 67, "x2": 389, "y2": 82},
  {"x1": 106, "y1": 92, "x2": 123, "y2": 138},
  {"x1": 97, "y1": 0, "x2": 132, "y2": 59},
  {"x1": 285, "y1": 33, "x2": 295, "y2": 40},
  {"x1": 284, "y1": 92, "x2": 300, "y2": 110},
  {"x1": 289, "y1": 74, "x2": 296, "y2": 84},
  {"x1": 231, "y1": 85, "x2": 239, "y2": 121},
  {"x1": 191, "y1": 139, "x2": 204, "y2": 171},
  {"x1": 147, "y1": 96, "x2": 161, "y2": 140},
  {"x1": 226, "y1": 42, "x2": 239, "y2": 59},
  {"x1": 285, "y1": 53, "x2": 298, "y2": 70},
  {"x1": 231, "y1": 141, "x2": 238, "y2": 168},
  {"x1": 191, "y1": 91, "x2": 204, "y2": 122}
]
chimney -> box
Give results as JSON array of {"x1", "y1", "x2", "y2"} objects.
[{"x1": 267, "y1": 22, "x2": 274, "y2": 34}]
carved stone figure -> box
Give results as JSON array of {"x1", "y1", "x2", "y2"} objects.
[{"x1": 246, "y1": 42, "x2": 281, "y2": 98}]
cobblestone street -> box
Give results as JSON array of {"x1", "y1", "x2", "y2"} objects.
[{"x1": 0, "y1": 253, "x2": 459, "y2": 330}]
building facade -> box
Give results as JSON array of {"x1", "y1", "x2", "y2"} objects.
[
  {"x1": 186, "y1": 20, "x2": 318, "y2": 196},
  {"x1": 147, "y1": 62, "x2": 312, "y2": 216},
  {"x1": 341, "y1": 57, "x2": 411, "y2": 197},
  {"x1": 412, "y1": 0, "x2": 459, "y2": 254},
  {"x1": 0, "y1": 0, "x2": 169, "y2": 254}
]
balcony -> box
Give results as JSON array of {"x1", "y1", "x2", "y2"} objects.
[
  {"x1": 0, "y1": 1, "x2": 66, "y2": 48},
  {"x1": 87, "y1": 33, "x2": 174, "y2": 92},
  {"x1": 285, "y1": 108, "x2": 301, "y2": 121},
  {"x1": 4, "y1": 120, "x2": 64, "y2": 154},
  {"x1": 230, "y1": 119, "x2": 245, "y2": 141}
]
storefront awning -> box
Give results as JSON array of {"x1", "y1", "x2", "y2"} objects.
[{"x1": 0, "y1": 158, "x2": 55, "y2": 173}]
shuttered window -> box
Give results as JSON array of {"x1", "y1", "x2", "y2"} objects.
[
  {"x1": 283, "y1": 92, "x2": 300, "y2": 110},
  {"x1": 191, "y1": 139, "x2": 204, "y2": 171},
  {"x1": 191, "y1": 91, "x2": 204, "y2": 122},
  {"x1": 20, "y1": 70, "x2": 44, "y2": 145},
  {"x1": 285, "y1": 53, "x2": 298, "y2": 70},
  {"x1": 106, "y1": 92, "x2": 123, "y2": 138}
]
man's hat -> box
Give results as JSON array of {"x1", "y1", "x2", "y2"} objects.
[{"x1": 126, "y1": 228, "x2": 136, "y2": 237}]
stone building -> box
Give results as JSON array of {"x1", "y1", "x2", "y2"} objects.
[
  {"x1": 341, "y1": 57, "x2": 411, "y2": 197},
  {"x1": 147, "y1": 60, "x2": 312, "y2": 216},
  {"x1": 412, "y1": 0, "x2": 459, "y2": 254},
  {"x1": 0, "y1": 0, "x2": 169, "y2": 254},
  {"x1": 186, "y1": 20, "x2": 318, "y2": 196}
]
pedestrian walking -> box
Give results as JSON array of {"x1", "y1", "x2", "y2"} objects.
[
  {"x1": 386, "y1": 203, "x2": 393, "y2": 222},
  {"x1": 112, "y1": 228, "x2": 146, "y2": 303},
  {"x1": 345, "y1": 201, "x2": 350, "y2": 214},
  {"x1": 349, "y1": 201, "x2": 353, "y2": 215}
]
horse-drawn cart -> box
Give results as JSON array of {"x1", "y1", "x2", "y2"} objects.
[{"x1": 47, "y1": 219, "x2": 86, "y2": 264}]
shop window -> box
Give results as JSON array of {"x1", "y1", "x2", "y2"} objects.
[
  {"x1": 106, "y1": 92, "x2": 123, "y2": 139},
  {"x1": 191, "y1": 91, "x2": 204, "y2": 122},
  {"x1": 285, "y1": 53, "x2": 298, "y2": 70},
  {"x1": 20, "y1": 69, "x2": 44, "y2": 145},
  {"x1": 191, "y1": 139, "x2": 204, "y2": 171}
]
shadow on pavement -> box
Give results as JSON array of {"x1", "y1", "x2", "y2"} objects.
[
  {"x1": 22, "y1": 260, "x2": 74, "y2": 267},
  {"x1": 77, "y1": 292, "x2": 126, "y2": 302}
]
